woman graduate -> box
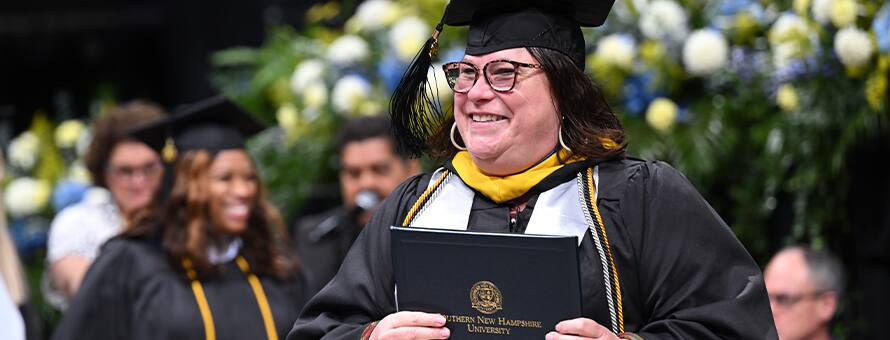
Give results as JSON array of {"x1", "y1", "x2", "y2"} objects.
[
  {"x1": 289, "y1": 1, "x2": 777, "y2": 339},
  {"x1": 53, "y1": 97, "x2": 307, "y2": 340}
]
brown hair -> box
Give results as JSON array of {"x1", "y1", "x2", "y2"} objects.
[
  {"x1": 428, "y1": 47, "x2": 626, "y2": 161},
  {"x1": 127, "y1": 150, "x2": 297, "y2": 279},
  {"x1": 84, "y1": 100, "x2": 167, "y2": 188}
]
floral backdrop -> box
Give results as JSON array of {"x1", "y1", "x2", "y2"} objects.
[
  {"x1": 2, "y1": 0, "x2": 887, "y2": 321},
  {"x1": 209, "y1": 0, "x2": 889, "y2": 262}
]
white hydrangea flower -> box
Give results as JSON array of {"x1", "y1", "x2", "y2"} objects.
[
  {"x1": 4, "y1": 177, "x2": 51, "y2": 218},
  {"x1": 332, "y1": 75, "x2": 372, "y2": 115},
  {"x1": 54, "y1": 119, "x2": 86, "y2": 149},
  {"x1": 348, "y1": 0, "x2": 401, "y2": 32},
  {"x1": 645, "y1": 98, "x2": 678, "y2": 133},
  {"x1": 830, "y1": 0, "x2": 857, "y2": 28},
  {"x1": 834, "y1": 27, "x2": 874, "y2": 66},
  {"x1": 277, "y1": 104, "x2": 299, "y2": 131},
  {"x1": 768, "y1": 13, "x2": 811, "y2": 69},
  {"x1": 326, "y1": 35, "x2": 370, "y2": 66},
  {"x1": 639, "y1": 0, "x2": 689, "y2": 43},
  {"x1": 812, "y1": 0, "x2": 833, "y2": 24},
  {"x1": 595, "y1": 34, "x2": 636, "y2": 70},
  {"x1": 776, "y1": 84, "x2": 800, "y2": 112},
  {"x1": 771, "y1": 44, "x2": 799, "y2": 71},
  {"x1": 769, "y1": 13, "x2": 808, "y2": 45},
  {"x1": 793, "y1": 0, "x2": 811, "y2": 16},
  {"x1": 302, "y1": 82, "x2": 329, "y2": 109},
  {"x1": 290, "y1": 59, "x2": 327, "y2": 94},
  {"x1": 683, "y1": 29, "x2": 729, "y2": 76},
  {"x1": 389, "y1": 16, "x2": 430, "y2": 62},
  {"x1": 7, "y1": 131, "x2": 39, "y2": 170}
]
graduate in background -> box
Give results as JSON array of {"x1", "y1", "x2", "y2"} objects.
[
  {"x1": 53, "y1": 96, "x2": 307, "y2": 340},
  {"x1": 46, "y1": 101, "x2": 166, "y2": 309},
  {"x1": 288, "y1": 0, "x2": 776, "y2": 339}
]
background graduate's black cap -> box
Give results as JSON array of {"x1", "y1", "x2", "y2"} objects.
[
  {"x1": 390, "y1": 0, "x2": 615, "y2": 158},
  {"x1": 443, "y1": 0, "x2": 614, "y2": 68},
  {"x1": 129, "y1": 95, "x2": 265, "y2": 161}
]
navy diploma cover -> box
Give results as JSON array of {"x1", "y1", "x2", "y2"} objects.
[{"x1": 391, "y1": 227, "x2": 582, "y2": 339}]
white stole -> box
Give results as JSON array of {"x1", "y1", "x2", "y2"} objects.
[{"x1": 409, "y1": 167, "x2": 599, "y2": 246}]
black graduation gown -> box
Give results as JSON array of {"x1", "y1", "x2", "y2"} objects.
[
  {"x1": 287, "y1": 158, "x2": 777, "y2": 339},
  {"x1": 293, "y1": 207, "x2": 363, "y2": 297},
  {"x1": 53, "y1": 236, "x2": 308, "y2": 340}
]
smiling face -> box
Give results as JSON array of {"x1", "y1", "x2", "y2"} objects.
[
  {"x1": 105, "y1": 140, "x2": 163, "y2": 214},
  {"x1": 206, "y1": 150, "x2": 258, "y2": 235},
  {"x1": 453, "y1": 48, "x2": 561, "y2": 176}
]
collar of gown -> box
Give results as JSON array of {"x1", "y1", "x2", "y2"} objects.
[
  {"x1": 207, "y1": 237, "x2": 243, "y2": 264},
  {"x1": 450, "y1": 149, "x2": 584, "y2": 204}
]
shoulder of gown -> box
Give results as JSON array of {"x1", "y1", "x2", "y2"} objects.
[
  {"x1": 598, "y1": 159, "x2": 777, "y2": 339},
  {"x1": 51, "y1": 236, "x2": 161, "y2": 340}
]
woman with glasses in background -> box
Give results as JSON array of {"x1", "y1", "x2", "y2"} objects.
[{"x1": 45, "y1": 101, "x2": 166, "y2": 309}]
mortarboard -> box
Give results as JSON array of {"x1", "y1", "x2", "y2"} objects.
[
  {"x1": 390, "y1": 0, "x2": 616, "y2": 157},
  {"x1": 128, "y1": 95, "x2": 265, "y2": 162},
  {"x1": 444, "y1": 0, "x2": 614, "y2": 68}
]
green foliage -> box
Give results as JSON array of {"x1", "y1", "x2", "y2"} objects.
[{"x1": 210, "y1": 0, "x2": 890, "y2": 265}]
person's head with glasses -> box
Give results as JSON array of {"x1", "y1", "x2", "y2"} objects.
[
  {"x1": 765, "y1": 246, "x2": 844, "y2": 340},
  {"x1": 84, "y1": 100, "x2": 167, "y2": 216},
  {"x1": 391, "y1": 1, "x2": 625, "y2": 176}
]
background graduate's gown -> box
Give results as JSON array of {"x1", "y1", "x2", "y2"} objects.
[
  {"x1": 53, "y1": 236, "x2": 307, "y2": 340},
  {"x1": 288, "y1": 159, "x2": 777, "y2": 340}
]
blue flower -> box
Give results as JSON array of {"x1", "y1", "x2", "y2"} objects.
[
  {"x1": 377, "y1": 54, "x2": 406, "y2": 93},
  {"x1": 719, "y1": 0, "x2": 754, "y2": 16},
  {"x1": 52, "y1": 180, "x2": 89, "y2": 211},
  {"x1": 874, "y1": 3, "x2": 890, "y2": 53},
  {"x1": 775, "y1": 59, "x2": 807, "y2": 82},
  {"x1": 623, "y1": 73, "x2": 659, "y2": 116},
  {"x1": 10, "y1": 217, "x2": 50, "y2": 253},
  {"x1": 677, "y1": 104, "x2": 691, "y2": 123}
]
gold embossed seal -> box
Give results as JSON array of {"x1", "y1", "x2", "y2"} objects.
[{"x1": 470, "y1": 281, "x2": 503, "y2": 314}]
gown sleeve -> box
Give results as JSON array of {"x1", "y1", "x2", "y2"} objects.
[
  {"x1": 621, "y1": 162, "x2": 777, "y2": 339},
  {"x1": 287, "y1": 175, "x2": 426, "y2": 340},
  {"x1": 51, "y1": 238, "x2": 139, "y2": 340}
]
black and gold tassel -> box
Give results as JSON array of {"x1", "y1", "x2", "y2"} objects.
[{"x1": 389, "y1": 20, "x2": 447, "y2": 158}]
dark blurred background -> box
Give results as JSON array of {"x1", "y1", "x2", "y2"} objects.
[{"x1": 0, "y1": 0, "x2": 323, "y2": 140}]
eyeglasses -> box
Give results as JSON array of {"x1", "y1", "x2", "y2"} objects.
[
  {"x1": 106, "y1": 160, "x2": 162, "y2": 181},
  {"x1": 442, "y1": 59, "x2": 544, "y2": 93},
  {"x1": 768, "y1": 291, "x2": 828, "y2": 308}
]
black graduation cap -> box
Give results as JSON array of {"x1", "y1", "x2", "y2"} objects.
[
  {"x1": 444, "y1": 0, "x2": 614, "y2": 68},
  {"x1": 128, "y1": 95, "x2": 265, "y2": 161},
  {"x1": 390, "y1": 0, "x2": 615, "y2": 157}
]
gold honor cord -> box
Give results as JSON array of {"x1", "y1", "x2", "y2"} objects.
[
  {"x1": 235, "y1": 256, "x2": 279, "y2": 340},
  {"x1": 182, "y1": 257, "x2": 278, "y2": 340},
  {"x1": 183, "y1": 259, "x2": 217, "y2": 340},
  {"x1": 586, "y1": 168, "x2": 625, "y2": 333},
  {"x1": 402, "y1": 169, "x2": 450, "y2": 227}
]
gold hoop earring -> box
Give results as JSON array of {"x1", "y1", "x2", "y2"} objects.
[{"x1": 450, "y1": 122, "x2": 467, "y2": 151}]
